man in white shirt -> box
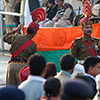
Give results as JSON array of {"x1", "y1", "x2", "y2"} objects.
[
  {"x1": 19, "y1": 54, "x2": 47, "y2": 100},
  {"x1": 84, "y1": 56, "x2": 100, "y2": 99}
]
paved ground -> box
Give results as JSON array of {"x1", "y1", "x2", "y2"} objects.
[{"x1": 0, "y1": 50, "x2": 10, "y2": 87}]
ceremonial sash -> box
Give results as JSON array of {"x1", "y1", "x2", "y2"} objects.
[
  {"x1": 80, "y1": 38, "x2": 97, "y2": 57},
  {"x1": 12, "y1": 40, "x2": 33, "y2": 58}
]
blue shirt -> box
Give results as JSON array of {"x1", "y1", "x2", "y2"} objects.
[{"x1": 62, "y1": 70, "x2": 71, "y2": 78}]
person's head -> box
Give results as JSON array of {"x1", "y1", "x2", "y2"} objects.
[
  {"x1": 60, "y1": 54, "x2": 75, "y2": 74},
  {"x1": 44, "y1": 77, "x2": 61, "y2": 98},
  {"x1": 27, "y1": 21, "x2": 39, "y2": 37},
  {"x1": 80, "y1": 17, "x2": 93, "y2": 37},
  {"x1": 61, "y1": 79, "x2": 93, "y2": 100},
  {"x1": 47, "y1": 0, "x2": 55, "y2": 8},
  {"x1": 28, "y1": 54, "x2": 46, "y2": 77},
  {"x1": 55, "y1": 0, "x2": 64, "y2": 7},
  {"x1": 84, "y1": 56, "x2": 100, "y2": 77},
  {"x1": 0, "y1": 86, "x2": 25, "y2": 100},
  {"x1": 44, "y1": 62, "x2": 57, "y2": 79}
]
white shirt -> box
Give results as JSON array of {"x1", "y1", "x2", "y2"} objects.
[
  {"x1": 27, "y1": 75, "x2": 46, "y2": 83},
  {"x1": 19, "y1": 75, "x2": 46, "y2": 100}
]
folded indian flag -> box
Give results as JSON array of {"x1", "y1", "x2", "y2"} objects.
[{"x1": 23, "y1": 23, "x2": 100, "y2": 72}]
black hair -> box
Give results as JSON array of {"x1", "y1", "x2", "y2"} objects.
[
  {"x1": 47, "y1": 0, "x2": 55, "y2": 5},
  {"x1": 44, "y1": 62, "x2": 57, "y2": 79},
  {"x1": 28, "y1": 54, "x2": 46, "y2": 75},
  {"x1": 84, "y1": 56, "x2": 100, "y2": 73},
  {"x1": 95, "y1": 0, "x2": 100, "y2": 4},
  {"x1": 44, "y1": 77, "x2": 61, "y2": 99},
  {"x1": 27, "y1": 27, "x2": 35, "y2": 34},
  {"x1": 60, "y1": 54, "x2": 75, "y2": 70}
]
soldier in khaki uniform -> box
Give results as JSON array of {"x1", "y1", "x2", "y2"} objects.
[
  {"x1": 73, "y1": 0, "x2": 99, "y2": 26},
  {"x1": 70, "y1": 17, "x2": 100, "y2": 64},
  {"x1": 3, "y1": 22, "x2": 39, "y2": 86}
]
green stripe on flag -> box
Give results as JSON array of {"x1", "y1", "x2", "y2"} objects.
[{"x1": 36, "y1": 49, "x2": 78, "y2": 72}]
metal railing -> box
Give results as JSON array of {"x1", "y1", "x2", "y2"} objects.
[{"x1": 0, "y1": 11, "x2": 23, "y2": 51}]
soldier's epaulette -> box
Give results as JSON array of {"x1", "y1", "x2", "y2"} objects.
[
  {"x1": 74, "y1": 37, "x2": 82, "y2": 42},
  {"x1": 92, "y1": 37, "x2": 100, "y2": 40}
]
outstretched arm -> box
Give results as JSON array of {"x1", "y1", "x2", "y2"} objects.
[
  {"x1": 14, "y1": 24, "x2": 24, "y2": 33},
  {"x1": 3, "y1": 24, "x2": 23, "y2": 44}
]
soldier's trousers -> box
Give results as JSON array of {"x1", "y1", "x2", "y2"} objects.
[{"x1": 6, "y1": 62, "x2": 26, "y2": 86}]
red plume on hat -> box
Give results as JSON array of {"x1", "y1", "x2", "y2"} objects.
[
  {"x1": 82, "y1": 0, "x2": 91, "y2": 7},
  {"x1": 27, "y1": 8, "x2": 46, "y2": 34},
  {"x1": 82, "y1": 0, "x2": 92, "y2": 17},
  {"x1": 31, "y1": 7, "x2": 46, "y2": 23},
  {"x1": 80, "y1": 0, "x2": 92, "y2": 27}
]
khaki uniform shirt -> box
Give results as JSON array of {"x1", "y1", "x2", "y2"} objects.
[
  {"x1": 3, "y1": 31, "x2": 36, "y2": 61},
  {"x1": 70, "y1": 36, "x2": 100, "y2": 60}
]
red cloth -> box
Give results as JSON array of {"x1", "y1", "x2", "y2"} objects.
[
  {"x1": 31, "y1": 8, "x2": 46, "y2": 23},
  {"x1": 19, "y1": 65, "x2": 30, "y2": 82},
  {"x1": 80, "y1": 38, "x2": 97, "y2": 57},
  {"x1": 12, "y1": 40, "x2": 33, "y2": 58},
  {"x1": 28, "y1": 21, "x2": 39, "y2": 31}
]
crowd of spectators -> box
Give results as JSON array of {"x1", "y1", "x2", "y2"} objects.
[
  {"x1": 1, "y1": 53, "x2": 100, "y2": 100},
  {"x1": 2, "y1": 0, "x2": 100, "y2": 29}
]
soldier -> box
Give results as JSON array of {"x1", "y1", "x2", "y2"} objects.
[
  {"x1": 3, "y1": 7, "x2": 45, "y2": 86},
  {"x1": 73, "y1": 0, "x2": 99, "y2": 26},
  {"x1": 3, "y1": 21, "x2": 38, "y2": 86},
  {"x1": 70, "y1": 17, "x2": 100, "y2": 65}
]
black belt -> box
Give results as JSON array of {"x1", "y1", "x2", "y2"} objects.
[{"x1": 10, "y1": 57, "x2": 27, "y2": 64}]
